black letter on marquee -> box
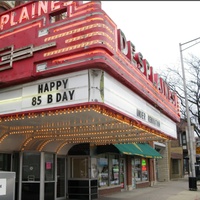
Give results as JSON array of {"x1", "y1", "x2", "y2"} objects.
[
  {"x1": 56, "y1": 81, "x2": 62, "y2": 90},
  {"x1": 50, "y1": 82, "x2": 55, "y2": 91},
  {"x1": 69, "y1": 90, "x2": 75, "y2": 100},
  {"x1": 38, "y1": 84, "x2": 43, "y2": 94},
  {"x1": 56, "y1": 93, "x2": 61, "y2": 102},
  {"x1": 47, "y1": 94, "x2": 53, "y2": 103}
]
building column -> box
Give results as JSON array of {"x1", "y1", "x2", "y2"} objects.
[
  {"x1": 157, "y1": 141, "x2": 170, "y2": 181},
  {"x1": 126, "y1": 155, "x2": 132, "y2": 191}
]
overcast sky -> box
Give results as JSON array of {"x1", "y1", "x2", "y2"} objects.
[{"x1": 101, "y1": 1, "x2": 200, "y2": 73}]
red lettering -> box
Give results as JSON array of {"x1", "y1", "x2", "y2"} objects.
[
  {"x1": 116, "y1": 27, "x2": 178, "y2": 107},
  {"x1": 163, "y1": 81, "x2": 169, "y2": 99},
  {"x1": 134, "y1": 52, "x2": 144, "y2": 73},
  {"x1": 10, "y1": 12, "x2": 18, "y2": 26},
  {"x1": 38, "y1": 1, "x2": 48, "y2": 16},
  {"x1": 147, "y1": 66, "x2": 154, "y2": 83},
  {"x1": 31, "y1": 3, "x2": 36, "y2": 18},
  {"x1": 154, "y1": 74, "x2": 163, "y2": 93},
  {"x1": 19, "y1": 7, "x2": 29, "y2": 23},
  {"x1": 51, "y1": 1, "x2": 61, "y2": 11},
  {"x1": 0, "y1": 14, "x2": 9, "y2": 30},
  {"x1": 117, "y1": 29, "x2": 128, "y2": 56},
  {"x1": 0, "y1": 1, "x2": 73, "y2": 31},
  {"x1": 127, "y1": 41, "x2": 137, "y2": 66}
]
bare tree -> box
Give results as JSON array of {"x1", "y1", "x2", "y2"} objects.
[{"x1": 161, "y1": 55, "x2": 200, "y2": 137}]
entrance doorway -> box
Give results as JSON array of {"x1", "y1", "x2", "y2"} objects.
[
  {"x1": 57, "y1": 157, "x2": 66, "y2": 199},
  {"x1": 21, "y1": 152, "x2": 41, "y2": 200},
  {"x1": 21, "y1": 152, "x2": 64, "y2": 200}
]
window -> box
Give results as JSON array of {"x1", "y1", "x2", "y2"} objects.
[
  {"x1": 70, "y1": 157, "x2": 89, "y2": 178},
  {"x1": 134, "y1": 158, "x2": 141, "y2": 182},
  {"x1": 97, "y1": 153, "x2": 120, "y2": 187},
  {"x1": 0, "y1": 153, "x2": 11, "y2": 171},
  {"x1": 110, "y1": 154, "x2": 119, "y2": 186},
  {"x1": 132, "y1": 157, "x2": 149, "y2": 183},
  {"x1": 45, "y1": 153, "x2": 55, "y2": 181},
  {"x1": 97, "y1": 154, "x2": 108, "y2": 187},
  {"x1": 141, "y1": 159, "x2": 148, "y2": 181},
  {"x1": 182, "y1": 132, "x2": 187, "y2": 145},
  {"x1": 22, "y1": 152, "x2": 40, "y2": 181},
  {"x1": 50, "y1": 9, "x2": 67, "y2": 23},
  {"x1": 172, "y1": 159, "x2": 179, "y2": 174}
]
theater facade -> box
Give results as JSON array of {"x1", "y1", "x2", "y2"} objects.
[{"x1": 0, "y1": 1, "x2": 180, "y2": 200}]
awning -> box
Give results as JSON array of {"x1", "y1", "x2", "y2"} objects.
[
  {"x1": 171, "y1": 152, "x2": 183, "y2": 159},
  {"x1": 114, "y1": 143, "x2": 162, "y2": 159}
]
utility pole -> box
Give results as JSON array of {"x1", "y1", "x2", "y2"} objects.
[{"x1": 179, "y1": 36, "x2": 200, "y2": 190}]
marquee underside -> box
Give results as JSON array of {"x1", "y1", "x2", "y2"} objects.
[{"x1": 0, "y1": 103, "x2": 173, "y2": 153}]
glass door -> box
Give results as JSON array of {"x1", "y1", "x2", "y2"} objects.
[
  {"x1": 57, "y1": 157, "x2": 66, "y2": 199},
  {"x1": 44, "y1": 153, "x2": 55, "y2": 200},
  {"x1": 21, "y1": 152, "x2": 40, "y2": 200}
]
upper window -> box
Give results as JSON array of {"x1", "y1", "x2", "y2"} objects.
[{"x1": 182, "y1": 132, "x2": 187, "y2": 145}]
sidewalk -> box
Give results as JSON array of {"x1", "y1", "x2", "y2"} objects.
[{"x1": 99, "y1": 177, "x2": 200, "y2": 200}]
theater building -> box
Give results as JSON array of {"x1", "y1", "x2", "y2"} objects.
[{"x1": 0, "y1": 1, "x2": 180, "y2": 200}]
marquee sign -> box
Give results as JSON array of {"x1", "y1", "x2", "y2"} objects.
[
  {"x1": 0, "y1": 1, "x2": 180, "y2": 122},
  {"x1": 0, "y1": 70, "x2": 89, "y2": 115}
]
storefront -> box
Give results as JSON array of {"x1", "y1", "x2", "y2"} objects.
[
  {"x1": 0, "y1": 1, "x2": 180, "y2": 200},
  {"x1": 0, "y1": 142, "x2": 161, "y2": 199}
]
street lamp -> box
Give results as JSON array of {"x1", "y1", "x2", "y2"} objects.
[{"x1": 179, "y1": 36, "x2": 200, "y2": 189}]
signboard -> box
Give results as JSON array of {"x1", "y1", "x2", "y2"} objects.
[
  {"x1": 104, "y1": 72, "x2": 177, "y2": 138},
  {"x1": 0, "y1": 70, "x2": 89, "y2": 114},
  {"x1": 0, "y1": 1, "x2": 180, "y2": 123},
  {"x1": 0, "y1": 172, "x2": 15, "y2": 200}
]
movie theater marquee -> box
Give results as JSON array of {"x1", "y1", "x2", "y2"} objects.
[{"x1": 0, "y1": 1, "x2": 180, "y2": 140}]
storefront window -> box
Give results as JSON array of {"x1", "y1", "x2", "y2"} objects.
[
  {"x1": 132, "y1": 157, "x2": 148, "y2": 183},
  {"x1": 97, "y1": 154, "x2": 108, "y2": 187},
  {"x1": 110, "y1": 154, "x2": 119, "y2": 186},
  {"x1": 134, "y1": 158, "x2": 141, "y2": 182},
  {"x1": 70, "y1": 157, "x2": 89, "y2": 178},
  {"x1": 131, "y1": 159, "x2": 136, "y2": 188},
  {"x1": 141, "y1": 159, "x2": 148, "y2": 181},
  {"x1": 97, "y1": 153, "x2": 120, "y2": 187},
  {"x1": 91, "y1": 158, "x2": 98, "y2": 179}
]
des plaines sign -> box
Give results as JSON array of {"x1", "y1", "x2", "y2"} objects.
[{"x1": 117, "y1": 29, "x2": 178, "y2": 107}]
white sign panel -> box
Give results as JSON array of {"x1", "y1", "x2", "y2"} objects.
[
  {"x1": 0, "y1": 172, "x2": 15, "y2": 200},
  {"x1": 104, "y1": 72, "x2": 177, "y2": 138},
  {"x1": 0, "y1": 179, "x2": 6, "y2": 195},
  {"x1": 0, "y1": 70, "x2": 89, "y2": 114}
]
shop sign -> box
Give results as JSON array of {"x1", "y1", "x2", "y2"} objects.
[{"x1": 0, "y1": 1, "x2": 73, "y2": 31}]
